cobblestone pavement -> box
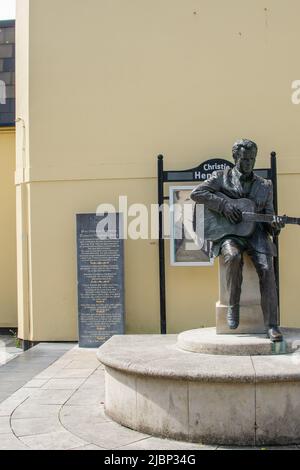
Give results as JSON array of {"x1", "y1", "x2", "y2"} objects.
[{"x1": 0, "y1": 344, "x2": 299, "y2": 450}]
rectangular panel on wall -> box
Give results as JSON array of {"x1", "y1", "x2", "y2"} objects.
[{"x1": 76, "y1": 213, "x2": 125, "y2": 348}]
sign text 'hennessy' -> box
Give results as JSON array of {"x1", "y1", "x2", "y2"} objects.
[
  {"x1": 76, "y1": 213, "x2": 125, "y2": 348},
  {"x1": 164, "y1": 158, "x2": 234, "y2": 183}
]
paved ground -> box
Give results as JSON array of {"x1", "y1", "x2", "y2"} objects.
[
  {"x1": 0, "y1": 343, "x2": 299, "y2": 450},
  {"x1": 0, "y1": 339, "x2": 74, "y2": 403}
]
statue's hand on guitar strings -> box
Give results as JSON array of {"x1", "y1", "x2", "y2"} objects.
[
  {"x1": 221, "y1": 202, "x2": 243, "y2": 224},
  {"x1": 271, "y1": 214, "x2": 286, "y2": 232}
]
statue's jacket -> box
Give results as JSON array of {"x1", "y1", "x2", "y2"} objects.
[{"x1": 190, "y1": 167, "x2": 278, "y2": 257}]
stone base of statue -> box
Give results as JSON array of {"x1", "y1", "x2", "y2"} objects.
[
  {"x1": 98, "y1": 328, "x2": 300, "y2": 446},
  {"x1": 216, "y1": 253, "x2": 266, "y2": 334}
]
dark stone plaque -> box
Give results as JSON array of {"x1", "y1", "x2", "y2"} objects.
[{"x1": 76, "y1": 213, "x2": 125, "y2": 348}]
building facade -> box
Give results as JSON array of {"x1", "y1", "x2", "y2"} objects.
[{"x1": 10, "y1": 0, "x2": 300, "y2": 342}]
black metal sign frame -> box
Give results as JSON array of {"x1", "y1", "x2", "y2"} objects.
[{"x1": 157, "y1": 152, "x2": 279, "y2": 334}]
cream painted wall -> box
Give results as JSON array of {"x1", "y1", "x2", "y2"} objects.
[
  {"x1": 24, "y1": 179, "x2": 219, "y2": 340},
  {"x1": 277, "y1": 174, "x2": 300, "y2": 327},
  {"x1": 0, "y1": 129, "x2": 17, "y2": 328},
  {"x1": 16, "y1": 0, "x2": 300, "y2": 340}
]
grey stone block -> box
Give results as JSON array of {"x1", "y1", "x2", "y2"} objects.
[
  {"x1": 189, "y1": 382, "x2": 255, "y2": 445},
  {"x1": 3, "y1": 84, "x2": 13, "y2": 99},
  {"x1": 0, "y1": 44, "x2": 13, "y2": 58},
  {"x1": 136, "y1": 376, "x2": 189, "y2": 441},
  {"x1": 256, "y1": 382, "x2": 300, "y2": 445},
  {"x1": 0, "y1": 71, "x2": 12, "y2": 84},
  {"x1": 3, "y1": 58, "x2": 14, "y2": 72},
  {"x1": 4, "y1": 27, "x2": 15, "y2": 44},
  {"x1": 105, "y1": 367, "x2": 137, "y2": 429},
  {"x1": 0, "y1": 112, "x2": 14, "y2": 124}
]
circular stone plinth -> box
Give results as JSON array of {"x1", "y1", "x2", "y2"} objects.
[
  {"x1": 97, "y1": 329, "x2": 300, "y2": 446},
  {"x1": 177, "y1": 327, "x2": 299, "y2": 355}
]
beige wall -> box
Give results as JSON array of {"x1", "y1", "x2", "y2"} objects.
[
  {"x1": 16, "y1": 0, "x2": 300, "y2": 340},
  {"x1": 0, "y1": 129, "x2": 17, "y2": 328}
]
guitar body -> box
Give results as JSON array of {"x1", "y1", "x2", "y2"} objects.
[{"x1": 204, "y1": 193, "x2": 256, "y2": 242}]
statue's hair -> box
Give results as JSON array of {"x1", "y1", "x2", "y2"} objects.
[{"x1": 232, "y1": 139, "x2": 258, "y2": 161}]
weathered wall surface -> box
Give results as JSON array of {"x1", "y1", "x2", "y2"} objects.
[{"x1": 16, "y1": 0, "x2": 300, "y2": 340}]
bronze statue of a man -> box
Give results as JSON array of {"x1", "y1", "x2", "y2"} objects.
[{"x1": 190, "y1": 139, "x2": 285, "y2": 342}]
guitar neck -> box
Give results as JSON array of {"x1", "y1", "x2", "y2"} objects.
[{"x1": 243, "y1": 212, "x2": 300, "y2": 225}]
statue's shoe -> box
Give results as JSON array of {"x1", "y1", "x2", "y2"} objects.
[
  {"x1": 227, "y1": 305, "x2": 240, "y2": 329},
  {"x1": 267, "y1": 326, "x2": 283, "y2": 342}
]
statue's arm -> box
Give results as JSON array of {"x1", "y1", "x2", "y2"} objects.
[
  {"x1": 264, "y1": 182, "x2": 281, "y2": 236},
  {"x1": 190, "y1": 172, "x2": 227, "y2": 214}
]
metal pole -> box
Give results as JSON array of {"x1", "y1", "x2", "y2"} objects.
[
  {"x1": 271, "y1": 151, "x2": 280, "y2": 325},
  {"x1": 157, "y1": 155, "x2": 166, "y2": 334}
]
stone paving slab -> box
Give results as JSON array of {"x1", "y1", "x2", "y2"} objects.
[
  {"x1": 72, "y1": 444, "x2": 104, "y2": 450},
  {"x1": 19, "y1": 429, "x2": 88, "y2": 450},
  {"x1": 0, "y1": 392, "x2": 34, "y2": 416},
  {"x1": 118, "y1": 437, "x2": 212, "y2": 451},
  {"x1": 41, "y1": 377, "x2": 88, "y2": 390},
  {"x1": 61, "y1": 418, "x2": 149, "y2": 449},
  {"x1": 65, "y1": 386, "x2": 105, "y2": 406},
  {"x1": 0, "y1": 342, "x2": 75, "y2": 404},
  {"x1": 12, "y1": 403, "x2": 62, "y2": 419},
  {"x1": 28, "y1": 389, "x2": 74, "y2": 405},
  {"x1": 11, "y1": 416, "x2": 61, "y2": 437},
  {"x1": 23, "y1": 379, "x2": 49, "y2": 388},
  {"x1": 52, "y1": 368, "x2": 95, "y2": 379},
  {"x1": 34, "y1": 366, "x2": 74, "y2": 380},
  {"x1": 61, "y1": 404, "x2": 110, "y2": 422},
  {"x1": 0, "y1": 433, "x2": 29, "y2": 450},
  {"x1": 0, "y1": 391, "x2": 10, "y2": 402},
  {"x1": 0, "y1": 416, "x2": 11, "y2": 434},
  {"x1": 64, "y1": 360, "x2": 101, "y2": 369}
]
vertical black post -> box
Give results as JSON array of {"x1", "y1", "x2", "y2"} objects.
[
  {"x1": 271, "y1": 151, "x2": 280, "y2": 325},
  {"x1": 157, "y1": 155, "x2": 166, "y2": 334},
  {"x1": 22, "y1": 340, "x2": 36, "y2": 351}
]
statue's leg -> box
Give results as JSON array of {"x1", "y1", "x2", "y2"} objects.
[
  {"x1": 220, "y1": 239, "x2": 244, "y2": 306},
  {"x1": 220, "y1": 239, "x2": 244, "y2": 329},
  {"x1": 247, "y1": 250, "x2": 282, "y2": 341}
]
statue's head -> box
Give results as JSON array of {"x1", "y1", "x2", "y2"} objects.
[{"x1": 232, "y1": 139, "x2": 258, "y2": 176}]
